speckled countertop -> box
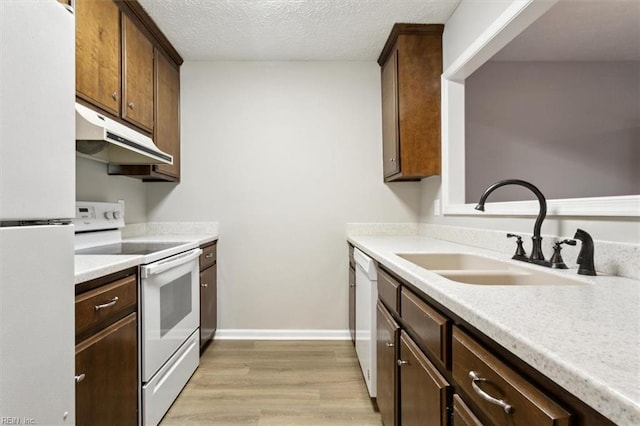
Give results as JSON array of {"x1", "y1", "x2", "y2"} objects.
[
  {"x1": 74, "y1": 231, "x2": 218, "y2": 284},
  {"x1": 348, "y1": 235, "x2": 640, "y2": 426}
]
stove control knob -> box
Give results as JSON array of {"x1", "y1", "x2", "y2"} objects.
[
  {"x1": 113, "y1": 211, "x2": 121, "y2": 220},
  {"x1": 104, "y1": 211, "x2": 115, "y2": 220}
]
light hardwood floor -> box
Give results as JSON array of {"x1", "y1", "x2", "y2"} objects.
[{"x1": 160, "y1": 340, "x2": 382, "y2": 425}]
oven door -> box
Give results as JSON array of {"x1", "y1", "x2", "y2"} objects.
[{"x1": 141, "y1": 248, "x2": 201, "y2": 382}]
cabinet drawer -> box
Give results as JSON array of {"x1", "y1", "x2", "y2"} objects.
[
  {"x1": 452, "y1": 327, "x2": 571, "y2": 426},
  {"x1": 200, "y1": 242, "x2": 217, "y2": 270},
  {"x1": 378, "y1": 268, "x2": 400, "y2": 314},
  {"x1": 76, "y1": 274, "x2": 137, "y2": 338},
  {"x1": 400, "y1": 287, "x2": 450, "y2": 369},
  {"x1": 453, "y1": 394, "x2": 483, "y2": 426}
]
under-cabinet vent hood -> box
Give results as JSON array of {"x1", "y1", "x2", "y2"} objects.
[{"x1": 75, "y1": 103, "x2": 172, "y2": 165}]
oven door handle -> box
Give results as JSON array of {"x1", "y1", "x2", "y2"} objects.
[{"x1": 141, "y1": 248, "x2": 202, "y2": 278}]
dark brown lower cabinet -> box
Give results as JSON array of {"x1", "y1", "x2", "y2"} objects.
[
  {"x1": 376, "y1": 301, "x2": 400, "y2": 426},
  {"x1": 200, "y1": 263, "x2": 217, "y2": 348},
  {"x1": 75, "y1": 313, "x2": 137, "y2": 426},
  {"x1": 398, "y1": 330, "x2": 451, "y2": 426},
  {"x1": 349, "y1": 265, "x2": 356, "y2": 343},
  {"x1": 453, "y1": 394, "x2": 483, "y2": 426},
  {"x1": 199, "y1": 241, "x2": 218, "y2": 351}
]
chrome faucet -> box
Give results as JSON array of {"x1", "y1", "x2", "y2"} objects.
[{"x1": 475, "y1": 179, "x2": 549, "y2": 265}]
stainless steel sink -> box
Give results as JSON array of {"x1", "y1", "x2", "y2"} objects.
[{"x1": 396, "y1": 252, "x2": 585, "y2": 286}]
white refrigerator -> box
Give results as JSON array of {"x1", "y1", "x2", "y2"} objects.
[{"x1": 0, "y1": 1, "x2": 76, "y2": 424}]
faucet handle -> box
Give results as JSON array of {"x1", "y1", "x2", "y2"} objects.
[
  {"x1": 549, "y1": 239, "x2": 576, "y2": 269},
  {"x1": 506, "y1": 233, "x2": 527, "y2": 261}
]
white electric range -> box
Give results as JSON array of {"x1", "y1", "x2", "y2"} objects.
[{"x1": 74, "y1": 201, "x2": 201, "y2": 426}]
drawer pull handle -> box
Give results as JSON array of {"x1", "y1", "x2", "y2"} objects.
[
  {"x1": 201, "y1": 283, "x2": 208, "y2": 288},
  {"x1": 397, "y1": 360, "x2": 409, "y2": 366},
  {"x1": 75, "y1": 374, "x2": 85, "y2": 383},
  {"x1": 205, "y1": 253, "x2": 214, "y2": 259},
  {"x1": 469, "y1": 371, "x2": 513, "y2": 414},
  {"x1": 94, "y1": 296, "x2": 118, "y2": 311},
  {"x1": 385, "y1": 342, "x2": 394, "y2": 348}
]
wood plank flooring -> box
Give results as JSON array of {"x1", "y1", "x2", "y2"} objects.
[{"x1": 160, "y1": 340, "x2": 382, "y2": 425}]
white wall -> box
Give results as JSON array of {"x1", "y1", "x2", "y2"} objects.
[
  {"x1": 419, "y1": 0, "x2": 640, "y2": 244},
  {"x1": 146, "y1": 61, "x2": 421, "y2": 330},
  {"x1": 76, "y1": 156, "x2": 147, "y2": 223}
]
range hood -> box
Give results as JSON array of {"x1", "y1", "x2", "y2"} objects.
[{"x1": 75, "y1": 103, "x2": 172, "y2": 165}]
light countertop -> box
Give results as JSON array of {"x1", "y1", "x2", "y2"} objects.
[
  {"x1": 75, "y1": 232, "x2": 218, "y2": 284},
  {"x1": 348, "y1": 234, "x2": 640, "y2": 426}
]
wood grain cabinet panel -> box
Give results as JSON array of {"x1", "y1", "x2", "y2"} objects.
[
  {"x1": 377, "y1": 301, "x2": 400, "y2": 426},
  {"x1": 75, "y1": 0, "x2": 121, "y2": 115},
  {"x1": 400, "y1": 287, "x2": 450, "y2": 369},
  {"x1": 453, "y1": 327, "x2": 572, "y2": 426},
  {"x1": 398, "y1": 330, "x2": 451, "y2": 426},
  {"x1": 378, "y1": 24, "x2": 443, "y2": 182},
  {"x1": 153, "y1": 49, "x2": 181, "y2": 179},
  {"x1": 378, "y1": 268, "x2": 400, "y2": 315},
  {"x1": 200, "y1": 242, "x2": 218, "y2": 351},
  {"x1": 453, "y1": 394, "x2": 484, "y2": 426},
  {"x1": 200, "y1": 264, "x2": 217, "y2": 349},
  {"x1": 76, "y1": 313, "x2": 137, "y2": 426},
  {"x1": 122, "y1": 13, "x2": 154, "y2": 132},
  {"x1": 349, "y1": 264, "x2": 356, "y2": 344},
  {"x1": 75, "y1": 274, "x2": 136, "y2": 339}
]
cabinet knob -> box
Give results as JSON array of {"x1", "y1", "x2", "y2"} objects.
[
  {"x1": 385, "y1": 342, "x2": 394, "y2": 348},
  {"x1": 390, "y1": 158, "x2": 396, "y2": 162},
  {"x1": 397, "y1": 359, "x2": 409, "y2": 366},
  {"x1": 205, "y1": 253, "x2": 214, "y2": 259},
  {"x1": 111, "y1": 92, "x2": 118, "y2": 101},
  {"x1": 75, "y1": 373, "x2": 85, "y2": 383},
  {"x1": 201, "y1": 283, "x2": 208, "y2": 288},
  {"x1": 128, "y1": 102, "x2": 135, "y2": 109}
]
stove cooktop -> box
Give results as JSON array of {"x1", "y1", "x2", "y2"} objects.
[{"x1": 75, "y1": 241, "x2": 192, "y2": 256}]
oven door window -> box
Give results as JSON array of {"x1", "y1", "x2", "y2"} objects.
[{"x1": 160, "y1": 272, "x2": 192, "y2": 337}]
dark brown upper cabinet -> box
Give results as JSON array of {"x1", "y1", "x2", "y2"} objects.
[
  {"x1": 122, "y1": 13, "x2": 154, "y2": 133},
  {"x1": 75, "y1": 0, "x2": 183, "y2": 182},
  {"x1": 378, "y1": 24, "x2": 443, "y2": 182},
  {"x1": 75, "y1": 0, "x2": 121, "y2": 116}
]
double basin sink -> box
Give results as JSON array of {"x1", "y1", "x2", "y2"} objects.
[{"x1": 397, "y1": 253, "x2": 585, "y2": 286}]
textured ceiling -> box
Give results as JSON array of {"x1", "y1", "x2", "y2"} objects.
[
  {"x1": 136, "y1": 0, "x2": 461, "y2": 61},
  {"x1": 493, "y1": 0, "x2": 640, "y2": 61}
]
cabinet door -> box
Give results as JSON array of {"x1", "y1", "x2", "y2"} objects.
[
  {"x1": 200, "y1": 264, "x2": 217, "y2": 348},
  {"x1": 75, "y1": 313, "x2": 137, "y2": 426},
  {"x1": 349, "y1": 265, "x2": 356, "y2": 343},
  {"x1": 75, "y1": 0, "x2": 120, "y2": 115},
  {"x1": 398, "y1": 331, "x2": 450, "y2": 426},
  {"x1": 377, "y1": 301, "x2": 400, "y2": 426},
  {"x1": 154, "y1": 48, "x2": 181, "y2": 179},
  {"x1": 381, "y1": 48, "x2": 400, "y2": 178},
  {"x1": 122, "y1": 13, "x2": 154, "y2": 132},
  {"x1": 453, "y1": 394, "x2": 484, "y2": 426}
]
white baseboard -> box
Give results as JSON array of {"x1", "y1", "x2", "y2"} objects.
[{"x1": 214, "y1": 329, "x2": 351, "y2": 340}]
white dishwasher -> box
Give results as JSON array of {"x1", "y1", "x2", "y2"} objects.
[{"x1": 354, "y1": 247, "x2": 378, "y2": 398}]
